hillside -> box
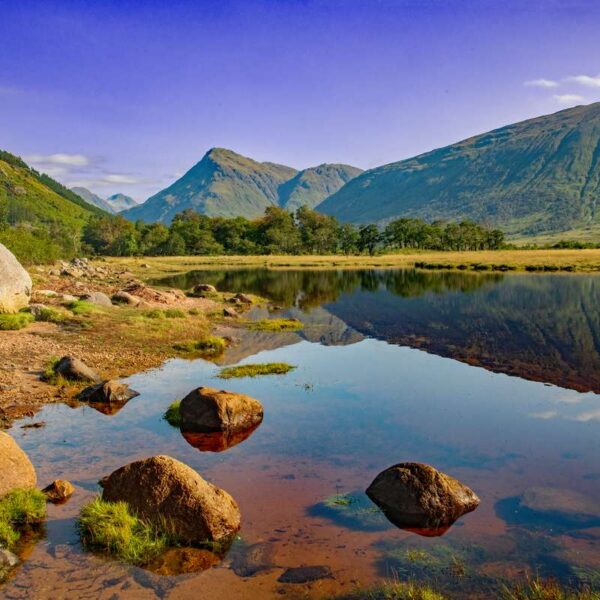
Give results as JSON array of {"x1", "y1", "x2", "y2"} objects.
[
  {"x1": 0, "y1": 151, "x2": 105, "y2": 262},
  {"x1": 319, "y1": 103, "x2": 600, "y2": 238},
  {"x1": 123, "y1": 148, "x2": 362, "y2": 223},
  {"x1": 278, "y1": 164, "x2": 363, "y2": 211}
]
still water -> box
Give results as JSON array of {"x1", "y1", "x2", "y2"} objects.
[{"x1": 3, "y1": 269, "x2": 600, "y2": 599}]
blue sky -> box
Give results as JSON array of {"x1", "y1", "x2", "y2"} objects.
[{"x1": 2, "y1": 0, "x2": 600, "y2": 201}]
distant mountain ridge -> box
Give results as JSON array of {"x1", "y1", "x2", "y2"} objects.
[
  {"x1": 123, "y1": 148, "x2": 362, "y2": 223},
  {"x1": 319, "y1": 103, "x2": 600, "y2": 237},
  {"x1": 71, "y1": 187, "x2": 137, "y2": 214}
]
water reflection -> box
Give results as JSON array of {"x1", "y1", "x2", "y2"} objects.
[{"x1": 181, "y1": 423, "x2": 261, "y2": 452}]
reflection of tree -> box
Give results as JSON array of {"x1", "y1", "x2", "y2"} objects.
[{"x1": 153, "y1": 268, "x2": 502, "y2": 309}]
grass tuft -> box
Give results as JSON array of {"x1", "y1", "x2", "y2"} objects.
[
  {"x1": 173, "y1": 335, "x2": 226, "y2": 356},
  {"x1": 0, "y1": 488, "x2": 47, "y2": 550},
  {"x1": 500, "y1": 577, "x2": 599, "y2": 600},
  {"x1": 31, "y1": 306, "x2": 66, "y2": 323},
  {"x1": 217, "y1": 362, "x2": 295, "y2": 379},
  {"x1": 67, "y1": 300, "x2": 98, "y2": 316},
  {"x1": 78, "y1": 497, "x2": 170, "y2": 566},
  {"x1": 164, "y1": 308, "x2": 186, "y2": 319},
  {"x1": 245, "y1": 318, "x2": 304, "y2": 332},
  {"x1": 142, "y1": 308, "x2": 166, "y2": 319},
  {"x1": 331, "y1": 579, "x2": 446, "y2": 599},
  {"x1": 0, "y1": 312, "x2": 34, "y2": 330},
  {"x1": 163, "y1": 400, "x2": 182, "y2": 427}
]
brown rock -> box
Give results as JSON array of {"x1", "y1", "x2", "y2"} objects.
[
  {"x1": 180, "y1": 386, "x2": 263, "y2": 434},
  {"x1": 234, "y1": 293, "x2": 253, "y2": 304},
  {"x1": 80, "y1": 291, "x2": 112, "y2": 307},
  {"x1": 78, "y1": 380, "x2": 139, "y2": 404},
  {"x1": 42, "y1": 479, "x2": 74, "y2": 503},
  {"x1": 146, "y1": 547, "x2": 221, "y2": 576},
  {"x1": 54, "y1": 356, "x2": 101, "y2": 383},
  {"x1": 193, "y1": 283, "x2": 217, "y2": 294},
  {"x1": 366, "y1": 462, "x2": 480, "y2": 533},
  {"x1": 111, "y1": 291, "x2": 140, "y2": 306},
  {"x1": 223, "y1": 307, "x2": 239, "y2": 318},
  {"x1": 100, "y1": 455, "x2": 240, "y2": 543},
  {"x1": 0, "y1": 432, "x2": 37, "y2": 497}
]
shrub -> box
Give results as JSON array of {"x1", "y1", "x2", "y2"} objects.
[
  {"x1": 218, "y1": 362, "x2": 296, "y2": 379},
  {"x1": 78, "y1": 497, "x2": 170, "y2": 566},
  {"x1": 0, "y1": 313, "x2": 34, "y2": 330}
]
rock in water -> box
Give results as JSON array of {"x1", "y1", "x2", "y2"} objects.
[
  {"x1": 78, "y1": 380, "x2": 139, "y2": 404},
  {"x1": 54, "y1": 356, "x2": 101, "y2": 383},
  {"x1": 42, "y1": 479, "x2": 75, "y2": 503},
  {"x1": 0, "y1": 243, "x2": 32, "y2": 313},
  {"x1": 100, "y1": 455, "x2": 241, "y2": 543},
  {"x1": 366, "y1": 462, "x2": 479, "y2": 534},
  {"x1": 0, "y1": 432, "x2": 37, "y2": 497},
  {"x1": 278, "y1": 565, "x2": 333, "y2": 583},
  {"x1": 180, "y1": 386, "x2": 263, "y2": 433}
]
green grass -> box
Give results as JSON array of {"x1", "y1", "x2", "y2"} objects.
[
  {"x1": 29, "y1": 306, "x2": 66, "y2": 323},
  {"x1": 67, "y1": 300, "x2": 99, "y2": 316},
  {"x1": 217, "y1": 362, "x2": 296, "y2": 379},
  {"x1": 0, "y1": 488, "x2": 47, "y2": 550},
  {"x1": 78, "y1": 497, "x2": 171, "y2": 566},
  {"x1": 173, "y1": 335, "x2": 227, "y2": 356},
  {"x1": 331, "y1": 580, "x2": 446, "y2": 599},
  {"x1": 244, "y1": 318, "x2": 304, "y2": 332},
  {"x1": 164, "y1": 308, "x2": 186, "y2": 319},
  {"x1": 142, "y1": 308, "x2": 166, "y2": 319},
  {"x1": 163, "y1": 400, "x2": 182, "y2": 427},
  {"x1": 500, "y1": 578, "x2": 600, "y2": 600},
  {"x1": 0, "y1": 312, "x2": 34, "y2": 330}
]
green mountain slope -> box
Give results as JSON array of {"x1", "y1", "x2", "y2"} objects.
[
  {"x1": 0, "y1": 150, "x2": 105, "y2": 262},
  {"x1": 319, "y1": 103, "x2": 600, "y2": 238},
  {"x1": 278, "y1": 163, "x2": 363, "y2": 211},
  {"x1": 124, "y1": 148, "x2": 298, "y2": 223},
  {"x1": 72, "y1": 186, "x2": 116, "y2": 213},
  {"x1": 123, "y1": 149, "x2": 363, "y2": 223}
]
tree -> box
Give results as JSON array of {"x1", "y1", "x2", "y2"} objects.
[
  {"x1": 296, "y1": 206, "x2": 339, "y2": 254},
  {"x1": 256, "y1": 207, "x2": 301, "y2": 254},
  {"x1": 358, "y1": 224, "x2": 381, "y2": 255}
]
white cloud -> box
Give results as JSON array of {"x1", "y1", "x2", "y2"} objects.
[
  {"x1": 68, "y1": 174, "x2": 141, "y2": 188},
  {"x1": 529, "y1": 410, "x2": 558, "y2": 420},
  {"x1": 524, "y1": 78, "x2": 559, "y2": 88},
  {"x1": 25, "y1": 153, "x2": 91, "y2": 167},
  {"x1": 567, "y1": 74, "x2": 600, "y2": 88},
  {"x1": 553, "y1": 94, "x2": 585, "y2": 106},
  {"x1": 572, "y1": 408, "x2": 600, "y2": 423},
  {"x1": 102, "y1": 174, "x2": 139, "y2": 184}
]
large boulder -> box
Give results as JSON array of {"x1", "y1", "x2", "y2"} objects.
[
  {"x1": 0, "y1": 432, "x2": 37, "y2": 497},
  {"x1": 0, "y1": 243, "x2": 32, "y2": 313},
  {"x1": 366, "y1": 462, "x2": 480, "y2": 533},
  {"x1": 80, "y1": 291, "x2": 112, "y2": 307},
  {"x1": 100, "y1": 455, "x2": 240, "y2": 543},
  {"x1": 54, "y1": 356, "x2": 101, "y2": 383},
  {"x1": 193, "y1": 283, "x2": 217, "y2": 295},
  {"x1": 180, "y1": 386, "x2": 263, "y2": 434}
]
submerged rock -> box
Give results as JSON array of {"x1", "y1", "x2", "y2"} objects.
[
  {"x1": 100, "y1": 455, "x2": 241, "y2": 543},
  {"x1": 0, "y1": 243, "x2": 32, "y2": 313},
  {"x1": 0, "y1": 432, "x2": 37, "y2": 497},
  {"x1": 42, "y1": 479, "x2": 75, "y2": 503},
  {"x1": 54, "y1": 356, "x2": 101, "y2": 383},
  {"x1": 278, "y1": 565, "x2": 333, "y2": 583},
  {"x1": 231, "y1": 542, "x2": 276, "y2": 577},
  {"x1": 78, "y1": 380, "x2": 139, "y2": 405},
  {"x1": 366, "y1": 462, "x2": 480, "y2": 535},
  {"x1": 180, "y1": 386, "x2": 263, "y2": 434},
  {"x1": 146, "y1": 547, "x2": 221, "y2": 576}
]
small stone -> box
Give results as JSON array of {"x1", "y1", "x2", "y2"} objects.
[
  {"x1": 0, "y1": 549, "x2": 19, "y2": 568},
  {"x1": 42, "y1": 479, "x2": 75, "y2": 503},
  {"x1": 234, "y1": 293, "x2": 253, "y2": 304},
  {"x1": 223, "y1": 307, "x2": 239, "y2": 318},
  {"x1": 54, "y1": 356, "x2": 101, "y2": 383}
]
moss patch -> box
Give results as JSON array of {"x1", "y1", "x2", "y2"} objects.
[
  {"x1": 217, "y1": 362, "x2": 295, "y2": 379},
  {"x1": 244, "y1": 318, "x2": 303, "y2": 332},
  {"x1": 78, "y1": 497, "x2": 172, "y2": 566},
  {"x1": 0, "y1": 312, "x2": 34, "y2": 330},
  {"x1": 163, "y1": 400, "x2": 182, "y2": 427}
]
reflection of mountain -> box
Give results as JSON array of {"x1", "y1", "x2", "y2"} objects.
[{"x1": 326, "y1": 274, "x2": 600, "y2": 393}]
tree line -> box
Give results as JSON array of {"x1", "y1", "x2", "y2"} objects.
[{"x1": 82, "y1": 206, "x2": 505, "y2": 257}]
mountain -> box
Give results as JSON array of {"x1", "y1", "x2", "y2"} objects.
[
  {"x1": 106, "y1": 193, "x2": 137, "y2": 212},
  {"x1": 319, "y1": 103, "x2": 600, "y2": 238},
  {"x1": 123, "y1": 148, "x2": 362, "y2": 223},
  {"x1": 278, "y1": 164, "x2": 363, "y2": 211},
  {"x1": 0, "y1": 150, "x2": 106, "y2": 262},
  {"x1": 71, "y1": 186, "x2": 116, "y2": 213}
]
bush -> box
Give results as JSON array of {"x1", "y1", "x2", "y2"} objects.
[
  {"x1": 218, "y1": 362, "x2": 296, "y2": 379},
  {"x1": 78, "y1": 497, "x2": 170, "y2": 566},
  {"x1": 0, "y1": 312, "x2": 34, "y2": 330}
]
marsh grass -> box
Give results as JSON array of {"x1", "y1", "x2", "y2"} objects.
[
  {"x1": 173, "y1": 335, "x2": 226, "y2": 357},
  {"x1": 500, "y1": 578, "x2": 600, "y2": 600},
  {"x1": 217, "y1": 362, "x2": 295, "y2": 379},
  {"x1": 163, "y1": 400, "x2": 181, "y2": 427},
  {"x1": 244, "y1": 318, "x2": 303, "y2": 332},
  {"x1": 0, "y1": 312, "x2": 34, "y2": 330},
  {"x1": 0, "y1": 488, "x2": 47, "y2": 550},
  {"x1": 331, "y1": 579, "x2": 446, "y2": 599},
  {"x1": 67, "y1": 300, "x2": 100, "y2": 316},
  {"x1": 78, "y1": 498, "x2": 172, "y2": 566}
]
